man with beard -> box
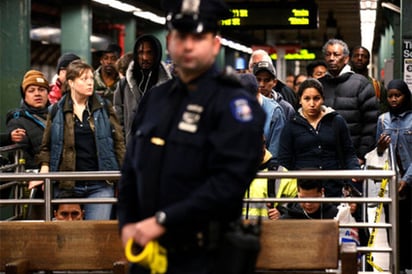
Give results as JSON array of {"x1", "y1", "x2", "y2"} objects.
[
  {"x1": 94, "y1": 44, "x2": 121, "y2": 102},
  {"x1": 113, "y1": 34, "x2": 172, "y2": 145},
  {"x1": 350, "y1": 45, "x2": 387, "y2": 112}
]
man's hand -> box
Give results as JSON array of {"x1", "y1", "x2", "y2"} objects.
[
  {"x1": 28, "y1": 165, "x2": 49, "y2": 190},
  {"x1": 28, "y1": 180, "x2": 44, "y2": 190},
  {"x1": 377, "y1": 134, "x2": 391, "y2": 155},
  {"x1": 267, "y1": 205, "x2": 281, "y2": 220},
  {"x1": 10, "y1": 128, "x2": 26, "y2": 143},
  {"x1": 398, "y1": 180, "x2": 407, "y2": 193},
  {"x1": 121, "y1": 217, "x2": 166, "y2": 248}
]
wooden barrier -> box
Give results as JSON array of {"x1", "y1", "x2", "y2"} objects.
[
  {"x1": 0, "y1": 220, "x2": 127, "y2": 274},
  {"x1": 256, "y1": 219, "x2": 357, "y2": 274},
  {"x1": 0, "y1": 220, "x2": 356, "y2": 274}
]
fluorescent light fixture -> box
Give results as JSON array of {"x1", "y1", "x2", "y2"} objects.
[
  {"x1": 30, "y1": 2, "x2": 251, "y2": 54},
  {"x1": 360, "y1": 0, "x2": 377, "y2": 53},
  {"x1": 381, "y1": 2, "x2": 401, "y2": 14},
  {"x1": 31, "y1": 26, "x2": 60, "y2": 37},
  {"x1": 93, "y1": 0, "x2": 140, "y2": 12},
  {"x1": 90, "y1": 35, "x2": 107, "y2": 44},
  {"x1": 133, "y1": 11, "x2": 165, "y2": 25},
  {"x1": 360, "y1": 0, "x2": 377, "y2": 9},
  {"x1": 221, "y1": 38, "x2": 253, "y2": 54},
  {"x1": 91, "y1": 0, "x2": 252, "y2": 54},
  {"x1": 31, "y1": 26, "x2": 109, "y2": 47}
]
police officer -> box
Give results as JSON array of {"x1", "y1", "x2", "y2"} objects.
[{"x1": 117, "y1": 0, "x2": 266, "y2": 273}]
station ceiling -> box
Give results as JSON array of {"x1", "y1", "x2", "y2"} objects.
[
  {"x1": 126, "y1": 0, "x2": 389, "y2": 53},
  {"x1": 31, "y1": 0, "x2": 392, "y2": 64}
]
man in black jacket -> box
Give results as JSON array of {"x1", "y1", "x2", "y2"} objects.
[
  {"x1": 281, "y1": 179, "x2": 338, "y2": 219},
  {"x1": 319, "y1": 39, "x2": 379, "y2": 166}
]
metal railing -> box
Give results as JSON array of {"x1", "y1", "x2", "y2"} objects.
[
  {"x1": 0, "y1": 152, "x2": 399, "y2": 273},
  {"x1": 0, "y1": 144, "x2": 26, "y2": 219}
]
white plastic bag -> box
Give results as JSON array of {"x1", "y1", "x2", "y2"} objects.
[
  {"x1": 334, "y1": 203, "x2": 360, "y2": 246},
  {"x1": 364, "y1": 148, "x2": 389, "y2": 198}
]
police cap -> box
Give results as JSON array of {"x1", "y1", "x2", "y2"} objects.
[{"x1": 162, "y1": 0, "x2": 233, "y2": 33}]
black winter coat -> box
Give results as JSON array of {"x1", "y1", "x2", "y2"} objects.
[
  {"x1": 319, "y1": 69, "x2": 379, "y2": 159},
  {"x1": 278, "y1": 108, "x2": 360, "y2": 197},
  {"x1": 280, "y1": 202, "x2": 338, "y2": 219},
  {"x1": 6, "y1": 102, "x2": 48, "y2": 169}
]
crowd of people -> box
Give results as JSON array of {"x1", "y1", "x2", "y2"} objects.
[{"x1": 0, "y1": 0, "x2": 411, "y2": 272}]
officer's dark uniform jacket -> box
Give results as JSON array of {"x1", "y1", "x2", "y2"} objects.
[{"x1": 117, "y1": 65, "x2": 265, "y2": 249}]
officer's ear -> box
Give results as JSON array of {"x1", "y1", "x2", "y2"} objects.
[{"x1": 212, "y1": 35, "x2": 221, "y2": 56}]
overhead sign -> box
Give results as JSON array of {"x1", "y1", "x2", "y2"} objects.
[
  {"x1": 403, "y1": 39, "x2": 412, "y2": 91},
  {"x1": 221, "y1": 2, "x2": 318, "y2": 30}
]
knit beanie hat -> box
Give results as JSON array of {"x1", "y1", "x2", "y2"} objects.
[
  {"x1": 56, "y1": 53, "x2": 80, "y2": 74},
  {"x1": 21, "y1": 70, "x2": 50, "y2": 96}
]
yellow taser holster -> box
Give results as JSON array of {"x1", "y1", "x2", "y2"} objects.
[{"x1": 125, "y1": 239, "x2": 167, "y2": 274}]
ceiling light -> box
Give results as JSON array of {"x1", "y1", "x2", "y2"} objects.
[
  {"x1": 381, "y1": 2, "x2": 401, "y2": 14},
  {"x1": 360, "y1": 0, "x2": 377, "y2": 53},
  {"x1": 92, "y1": 0, "x2": 251, "y2": 53}
]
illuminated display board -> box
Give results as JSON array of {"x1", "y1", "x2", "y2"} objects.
[
  {"x1": 221, "y1": 2, "x2": 318, "y2": 29},
  {"x1": 270, "y1": 49, "x2": 317, "y2": 60}
]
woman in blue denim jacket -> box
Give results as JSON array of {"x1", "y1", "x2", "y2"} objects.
[{"x1": 376, "y1": 79, "x2": 412, "y2": 272}]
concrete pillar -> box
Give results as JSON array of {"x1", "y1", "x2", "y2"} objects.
[
  {"x1": 123, "y1": 18, "x2": 136, "y2": 53},
  {"x1": 0, "y1": 0, "x2": 30, "y2": 132},
  {"x1": 61, "y1": 1, "x2": 92, "y2": 64}
]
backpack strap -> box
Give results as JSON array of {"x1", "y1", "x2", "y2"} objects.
[
  {"x1": 6, "y1": 109, "x2": 24, "y2": 123},
  {"x1": 371, "y1": 78, "x2": 381, "y2": 99}
]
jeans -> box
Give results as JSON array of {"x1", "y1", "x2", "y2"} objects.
[{"x1": 54, "y1": 180, "x2": 114, "y2": 220}]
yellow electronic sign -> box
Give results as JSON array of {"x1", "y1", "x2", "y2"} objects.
[
  {"x1": 221, "y1": 2, "x2": 318, "y2": 29},
  {"x1": 269, "y1": 49, "x2": 316, "y2": 60}
]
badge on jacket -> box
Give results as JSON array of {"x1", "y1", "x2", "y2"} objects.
[{"x1": 178, "y1": 104, "x2": 203, "y2": 133}]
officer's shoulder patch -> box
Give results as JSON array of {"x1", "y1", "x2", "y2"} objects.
[
  {"x1": 230, "y1": 97, "x2": 253, "y2": 122},
  {"x1": 217, "y1": 66, "x2": 243, "y2": 87}
]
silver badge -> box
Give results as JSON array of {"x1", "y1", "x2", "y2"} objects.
[{"x1": 178, "y1": 104, "x2": 203, "y2": 133}]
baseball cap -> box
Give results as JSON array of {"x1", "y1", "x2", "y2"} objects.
[{"x1": 253, "y1": 61, "x2": 277, "y2": 79}]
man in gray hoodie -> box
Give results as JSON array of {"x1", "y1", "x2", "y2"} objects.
[{"x1": 113, "y1": 34, "x2": 172, "y2": 145}]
